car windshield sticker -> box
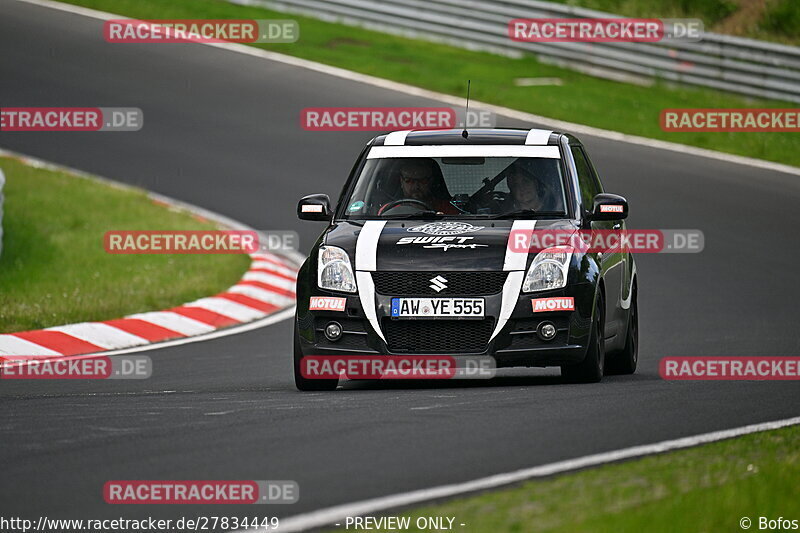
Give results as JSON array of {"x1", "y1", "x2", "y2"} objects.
[
  {"x1": 348, "y1": 200, "x2": 365, "y2": 212},
  {"x1": 406, "y1": 222, "x2": 484, "y2": 236},
  {"x1": 396, "y1": 235, "x2": 488, "y2": 251}
]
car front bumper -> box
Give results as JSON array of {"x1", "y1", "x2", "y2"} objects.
[{"x1": 296, "y1": 281, "x2": 597, "y2": 368}]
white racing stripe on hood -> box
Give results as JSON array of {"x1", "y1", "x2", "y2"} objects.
[
  {"x1": 490, "y1": 271, "x2": 525, "y2": 341},
  {"x1": 355, "y1": 221, "x2": 388, "y2": 342},
  {"x1": 503, "y1": 220, "x2": 536, "y2": 271},
  {"x1": 356, "y1": 271, "x2": 385, "y2": 343},
  {"x1": 491, "y1": 220, "x2": 536, "y2": 341},
  {"x1": 355, "y1": 220, "x2": 386, "y2": 271}
]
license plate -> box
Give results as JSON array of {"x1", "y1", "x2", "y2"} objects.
[{"x1": 390, "y1": 298, "x2": 484, "y2": 318}]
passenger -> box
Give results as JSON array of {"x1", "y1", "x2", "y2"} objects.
[{"x1": 505, "y1": 163, "x2": 547, "y2": 211}]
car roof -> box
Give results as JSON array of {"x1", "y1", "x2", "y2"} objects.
[{"x1": 372, "y1": 128, "x2": 563, "y2": 146}]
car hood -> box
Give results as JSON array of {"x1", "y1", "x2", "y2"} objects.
[{"x1": 324, "y1": 219, "x2": 578, "y2": 271}]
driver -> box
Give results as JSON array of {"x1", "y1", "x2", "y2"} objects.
[{"x1": 392, "y1": 159, "x2": 457, "y2": 214}]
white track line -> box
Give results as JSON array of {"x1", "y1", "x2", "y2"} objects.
[
  {"x1": 10, "y1": 0, "x2": 800, "y2": 178},
  {"x1": 253, "y1": 416, "x2": 800, "y2": 532}
]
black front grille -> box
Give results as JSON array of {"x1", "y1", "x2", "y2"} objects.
[
  {"x1": 372, "y1": 272, "x2": 507, "y2": 296},
  {"x1": 383, "y1": 319, "x2": 494, "y2": 353}
]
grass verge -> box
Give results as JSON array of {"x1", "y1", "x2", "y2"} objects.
[
  {"x1": 545, "y1": 0, "x2": 800, "y2": 46},
  {"x1": 0, "y1": 156, "x2": 250, "y2": 333},
  {"x1": 331, "y1": 424, "x2": 800, "y2": 532},
  {"x1": 59, "y1": 0, "x2": 800, "y2": 168}
]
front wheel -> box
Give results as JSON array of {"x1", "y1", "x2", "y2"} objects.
[
  {"x1": 293, "y1": 325, "x2": 338, "y2": 391},
  {"x1": 561, "y1": 293, "x2": 605, "y2": 383}
]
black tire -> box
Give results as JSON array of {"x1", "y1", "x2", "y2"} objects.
[
  {"x1": 293, "y1": 325, "x2": 338, "y2": 391},
  {"x1": 606, "y1": 286, "x2": 638, "y2": 375},
  {"x1": 561, "y1": 293, "x2": 605, "y2": 383}
]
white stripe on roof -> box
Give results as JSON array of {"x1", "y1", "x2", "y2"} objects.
[
  {"x1": 367, "y1": 145, "x2": 560, "y2": 159},
  {"x1": 525, "y1": 129, "x2": 553, "y2": 145},
  {"x1": 383, "y1": 130, "x2": 411, "y2": 146}
]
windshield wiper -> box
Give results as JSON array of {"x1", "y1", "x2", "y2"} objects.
[{"x1": 488, "y1": 209, "x2": 564, "y2": 219}]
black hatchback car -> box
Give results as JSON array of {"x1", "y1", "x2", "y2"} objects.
[{"x1": 294, "y1": 128, "x2": 638, "y2": 390}]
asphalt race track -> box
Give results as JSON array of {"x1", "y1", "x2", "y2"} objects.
[{"x1": 1, "y1": 0, "x2": 799, "y2": 527}]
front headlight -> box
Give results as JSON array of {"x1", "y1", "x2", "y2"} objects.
[
  {"x1": 317, "y1": 245, "x2": 356, "y2": 293},
  {"x1": 522, "y1": 246, "x2": 573, "y2": 292}
]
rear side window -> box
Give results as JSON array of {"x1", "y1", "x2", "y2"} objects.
[{"x1": 571, "y1": 146, "x2": 602, "y2": 210}]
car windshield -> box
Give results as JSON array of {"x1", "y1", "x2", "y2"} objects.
[{"x1": 342, "y1": 154, "x2": 568, "y2": 219}]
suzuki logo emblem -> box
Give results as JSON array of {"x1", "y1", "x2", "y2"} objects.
[{"x1": 429, "y1": 275, "x2": 448, "y2": 292}]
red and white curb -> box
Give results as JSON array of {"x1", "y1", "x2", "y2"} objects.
[
  {"x1": 0, "y1": 147, "x2": 302, "y2": 364},
  {"x1": 0, "y1": 252, "x2": 297, "y2": 362}
]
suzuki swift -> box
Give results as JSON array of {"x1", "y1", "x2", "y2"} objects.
[{"x1": 293, "y1": 128, "x2": 638, "y2": 390}]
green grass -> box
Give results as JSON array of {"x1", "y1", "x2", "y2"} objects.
[
  {"x1": 531, "y1": 0, "x2": 800, "y2": 46},
  {"x1": 0, "y1": 157, "x2": 250, "y2": 333},
  {"x1": 760, "y1": 0, "x2": 800, "y2": 42},
  {"x1": 547, "y1": 0, "x2": 738, "y2": 26},
  {"x1": 62, "y1": 0, "x2": 799, "y2": 168},
  {"x1": 331, "y1": 424, "x2": 800, "y2": 533}
]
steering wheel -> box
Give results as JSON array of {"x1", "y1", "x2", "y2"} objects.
[{"x1": 378, "y1": 198, "x2": 434, "y2": 215}]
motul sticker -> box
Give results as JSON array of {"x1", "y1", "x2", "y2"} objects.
[
  {"x1": 301, "y1": 204, "x2": 323, "y2": 213},
  {"x1": 600, "y1": 204, "x2": 624, "y2": 213},
  {"x1": 532, "y1": 297, "x2": 575, "y2": 312},
  {"x1": 310, "y1": 296, "x2": 346, "y2": 311}
]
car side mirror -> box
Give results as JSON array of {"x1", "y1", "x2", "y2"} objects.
[
  {"x1": 590, "y1": 193, "x2": 628, "y2": 221},
  {"x1": 297, "y1": 194, "x2": 332, "y2": 221}
]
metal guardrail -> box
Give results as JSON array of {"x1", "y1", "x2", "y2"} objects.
[{"x1": 232, "y1": 0, "x2": 800, "y2": 103}]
